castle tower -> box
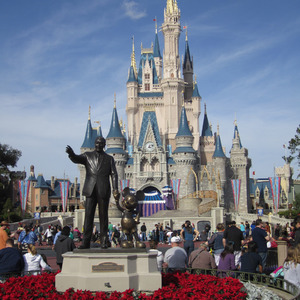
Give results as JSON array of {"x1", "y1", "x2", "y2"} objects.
[
  {"x1": 79, "y1": 107, "x2": 103, "y2": 203},
  {"x1": 153, "y1": 21, "x2": 162, "y2": 80},
  {"x1": 106, "y1": 96, "x2": 127, "y2": 181},
  {"x1": 229, "y1": 121, "x2": 252, "y2": 213},
  {"x1": 212, "y1": 125, "x2": 227, "y2": 207},
  {"x1": 199, "y1": 104, "x2": 215, "y2": 165},
  {"x1": 126, "y1": 38, "x2": 138, "y2": 144},
  {"x1": 183, "y1": 31, "x2": 194, "y2": 101},
  {"x1": 173, "y1": 105, "x2": 197, "y2": 206},
  {"x1": 161, "y1": 0, "x2": 185, "y2": 149}
]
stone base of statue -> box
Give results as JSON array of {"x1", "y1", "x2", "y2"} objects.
[{"x1": 55, "y1": 248, "x2": 162, "y2": 293}]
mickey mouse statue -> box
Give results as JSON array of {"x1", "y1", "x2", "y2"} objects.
[{"x1": 115, "y1": 187, "x2": 146, "y2": 248}]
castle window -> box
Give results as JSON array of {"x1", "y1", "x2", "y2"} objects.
[
  {"x1": 145, "y1": 73, "x2": 150, "y2": 80},
  {"x1": 145, "y1": 83, "x2": 150, "y2": 91}
]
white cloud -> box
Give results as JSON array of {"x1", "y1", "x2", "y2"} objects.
[{"x1": 122, "y1": 1, "x2": 146, "y2": 20}]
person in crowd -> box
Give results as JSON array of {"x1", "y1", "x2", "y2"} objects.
[
  {"x1": 180, "y1": 220, "x2": 199, "y2": 258},
  {"x1": 188, "y1": 243, "x2": 216, "y2": 270},
  {"x1": 251, "y1": 219, "x2": 270, "y2": 270},
  {"x1": 166, "y1": 229, "x2": 173, "y2": 245},
  {"x1": 108, "y1": 222, "x2": 113, "y2": 242},
  {"x1": 283, "y1": 246, "x2": 300, "y2": 288},
  {"x1": 240, "y1": 241, "x2": 263, "y2": 274},
  {"x1": 111, "y1": 225, "x2": 120, "y2": 247},
  {"x1": 23, "y1": 244, "x2": 51, "y2": 275},
  {"x1": 274, "y1": 224, "x2": 281, "y2": 239},
  {"x1": 223, "y1": 220, "x2": 244, "y2": 267},
  {"x1": 44, "y1": 225, "x2": 53, "y2": 246},
  {"x1": 0, "y1": 221, "x2": 9, "y2": 250},
  {"x1": 245, "y1": 221, "x2": 250, "y2": 238},
  {"x1": 53, "y1": 226, "x2": 62, "y2": 248},
  {"x1": 54, "y1": 226, "x2": 75, "y2": 270},
  {"x1": 207, "y1": 223, "x2": 225, "y2": 266},
  {"x1": 140, "y1": 222, "x2": 147, "y2": 242},
  {"x1": 250, "y1": 221, "x2": 256, "y2": 232},
  {"x1": 159, "y1": 223, "x2": 164, "y2": 244},
  {"x1": 153, "y1": 224, "x2": 159, "y2": 243},
  {"x1": 293, "y1": 216, "x2": 300, "y2": 246},
  {"x1": 149, "y1": 240, "x2": 163, "y2": 271},
  {"x1": 0, "y1": 239, "x2": 24, "y2": 276},
  {"x1": 73, "y1": 227, "x2": 81, "y2": 242},
  {"x1": 218, "y1": 242, "x2": 236, "y2": 277},
  {"x1": 240, "y1": 222, "x2": 246, "y2": 238},
  {"x1": 18, "y1": 225, "x2": 37, "y2": 253},
  {"x1": 163, "y1": 236, "x2": 187, "y2": 272},
  {"x1": 205, "y1": 223, "x2": 211, "y2": 239}
]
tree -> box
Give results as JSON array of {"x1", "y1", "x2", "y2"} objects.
[
  {"x1": 283, "y1": 124, "x2": 300, "y2": 177},
  {"x1": 0, "y1": 143, "x2": 22, "y2": 211}
]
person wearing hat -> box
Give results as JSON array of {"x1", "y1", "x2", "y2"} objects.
[
  {"x1": 163, "y1": 236, "x2": 187, "y2": 272},
  {"x1": 0, "y1": 221, "x2": 9, "y2": 250}
]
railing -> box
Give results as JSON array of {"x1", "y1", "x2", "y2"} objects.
[{"x1": 162, "y1": 267, "x2": 300, "y2": 300}]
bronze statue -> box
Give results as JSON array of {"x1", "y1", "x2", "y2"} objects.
[
  {"x1": 66, "y1": 137, "x2": 120, "y2": 249},
  {"x1": 115, "y1": 187, "x2": 146, "y2": 248}
]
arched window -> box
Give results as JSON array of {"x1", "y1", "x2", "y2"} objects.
[
  {"x1": 151, "y1": 157, "x2": 159, "y2": 171},
  {"x1": 141, "y1": 157, "x2": 150, "y2": 172}
]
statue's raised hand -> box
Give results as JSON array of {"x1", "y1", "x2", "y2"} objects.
[{"x1": 66, "y1": 145, "x2": 75, "y2": 156}]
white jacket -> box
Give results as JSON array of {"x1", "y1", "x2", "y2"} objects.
[{"x1": 23, "y1": 253, "x2": 51, "y2": 274}]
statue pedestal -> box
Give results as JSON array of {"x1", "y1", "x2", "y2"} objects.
[{"x1": 55, "y1": 248, "x2": 162, "y2": 293}]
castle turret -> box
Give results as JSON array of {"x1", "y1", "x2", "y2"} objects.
[
  {"x1": 200, "y1": 104, "x2": 215, "y2": 165},
  {"x1": 213, "y1": 125, "x2": 227, "y2": 207},
  {"x1": 106, "y1": 96, "x2": 127, "y2": 181},
  {"x1": 126, "y1": 38, "x2": 138, "y2": 144},
  {"x1": 153, "y1": 21, "x2": 162, "y2": 79},
  {"x1": 229, "y1": 121, "x2": 252, "y2": 213},
  {"x1": 173, "y1": 105, "x2": 197, "y2": 204},
  {"x1": 183, "y1": 31, "x2": 194, "y2": 101}
]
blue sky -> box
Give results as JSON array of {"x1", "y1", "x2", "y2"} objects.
[{"x1": 0, "y1": 0, "x2": 299, "y2": 182}]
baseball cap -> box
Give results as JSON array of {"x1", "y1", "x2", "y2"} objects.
[{"x1": 171, "y1": 236, "x2": 181, "y2": 243}]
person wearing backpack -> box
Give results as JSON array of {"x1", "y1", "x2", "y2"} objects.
[{"x1": 206, "y1": 223, "x2": 225, "y2": 266}]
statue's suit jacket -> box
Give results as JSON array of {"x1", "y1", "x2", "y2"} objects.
[{"x1": 68, "y1": 150, "x2": 118, "y2": 199}]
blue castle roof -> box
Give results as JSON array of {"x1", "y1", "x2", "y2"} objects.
[
  {"x1": 213, "y1": 133, "x2": 226, "y2": 158},
  {"x1": 233, "y1": 124, "x2": 242, "y2": 148},
  {"x1": 192, "y1": 82, "x2": 201, "y2": 98},
  {"x1": 153, "y1": 33, "x2": 162, "y2": 58},
  {"x1": 138, "y1": 111, "x2": 162, "y2": 148},
  {"x1": 183, "y1": 39, "x2": 193, "y2": 69},
  {"x1": 35, "y1": 174, "x2": 49, "y2": 189},
  {"x1": 201, "y1": 110, "x2": 213, "y2": 137},
  {"x1": 137, "y1": 53, "x2": 159, "y2": 85},
  {"x1": 127, "y1": 66, "x2": 137, "y2": 82},
  {"x1": 176, "y1": 106, "x2": 193, "y2": 137},
  {"x1": 106, "y1": 106, "x2": 124, "y2": 139}
]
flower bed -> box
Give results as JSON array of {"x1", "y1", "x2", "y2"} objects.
[{"x1": 0, "y1": 272, "x2": 247, "y2": 299}]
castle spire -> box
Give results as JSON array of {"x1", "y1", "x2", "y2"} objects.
[
  {"x1": 81, "y1": 107, "x2": 94, "y2": 148},
  {"x1": 153, "y1": 22, "x2": 162, "y2": 58},
  {"x1": 192, "y1": 76, "x2": 201, "y2": 98},
  {"x1": 176, "y1": 105, "x2": 193, "y2": 137},
  {"x1": 232, "y1": 119, "x2": 242, "y2": 149},
  {"x1": 201, "y1": 104, "x2": 213, "y2": 137},
  {"x1": 107, "y1": 95, "x2": 123, "y2": 138},
  {"x1": 213, "y1": 124, "x2": 226, "y2": 158}
]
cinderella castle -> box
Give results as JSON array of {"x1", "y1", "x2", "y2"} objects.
[{"x1": 78, "y1": 0, "x2": 252, "y2": 217}]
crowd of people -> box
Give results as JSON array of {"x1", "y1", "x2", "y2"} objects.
[
  {"x1": 149, "y1": 216, "x2": 300, "y2": 289},
  {"x1": 0, "y1": 221, "x2": 78, "y2": 278},
  {"x1": 0, "y1": 215, "x2": 299, "y2": 288}
]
